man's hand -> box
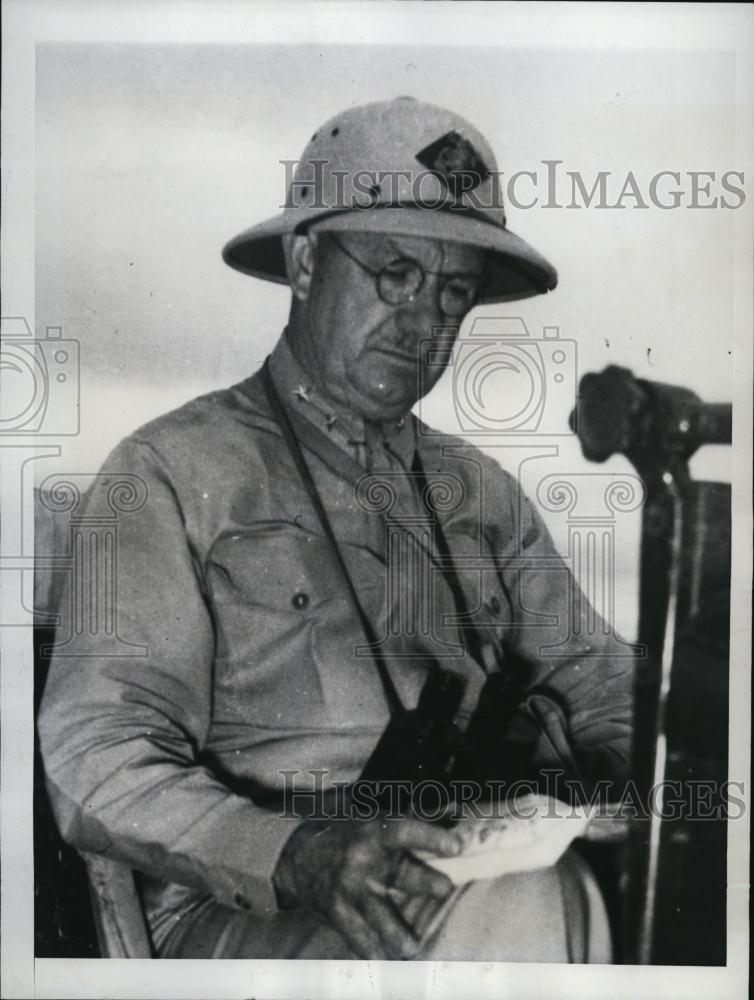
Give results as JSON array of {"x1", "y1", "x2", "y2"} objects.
[{"x1": 272, "y1": 816, "x2": 463, "y2": 959}]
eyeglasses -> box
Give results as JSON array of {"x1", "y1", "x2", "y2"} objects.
[{"x1": 327, "y1": 234, "x2": 484, "y2": 319}]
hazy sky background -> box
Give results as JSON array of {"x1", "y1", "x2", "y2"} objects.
[{"x1": 34, "y1": 41, "x2": 742, "y2": 636}]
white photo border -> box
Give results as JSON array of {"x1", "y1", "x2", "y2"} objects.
[{"x1": 2, "y1": 2, "x2": 752, "y2": 998}]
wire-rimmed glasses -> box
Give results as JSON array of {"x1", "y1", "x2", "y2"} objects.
[{"x1": 327, "y1": 234, "x2": 484, "y2": 319}]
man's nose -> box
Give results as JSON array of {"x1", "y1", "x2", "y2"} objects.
[{"x1": 395, "y1": 276, "x2": 447, "y2": 341}]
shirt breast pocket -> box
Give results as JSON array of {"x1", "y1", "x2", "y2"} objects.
[
  {"x1": 444, "y1": 528, "x2": 514, "y2": 642},
  {"x1": 205, "y1": 524, "x2": 389, "y2": 728}
]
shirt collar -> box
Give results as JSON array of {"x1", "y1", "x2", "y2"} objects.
[{"x1": 268, "y1": 330, "x2": 417, "y2": 470}]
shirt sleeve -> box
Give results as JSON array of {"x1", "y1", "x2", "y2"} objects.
[
  {"x1": 37, "y1": 436, "x2": 301, "y2": 918},
  {"x1": 489, "y1": 470, "x2": 635, "y2": 790}
]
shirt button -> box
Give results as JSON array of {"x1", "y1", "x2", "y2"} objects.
[
  {"x1": 292, "y1": 592, "x2": 309, "y2": 610},
  {"x1": 486, "y1": 595, "x2": 501, "y2": 615}
]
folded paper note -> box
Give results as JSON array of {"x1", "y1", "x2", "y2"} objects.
[{"x1": 413, "y1": 795, "x2": 595, "y2": 885}]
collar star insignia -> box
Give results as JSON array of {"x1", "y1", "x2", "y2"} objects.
[{"x1": 294, "y1": 384, "x2": 310, "y2": 403}]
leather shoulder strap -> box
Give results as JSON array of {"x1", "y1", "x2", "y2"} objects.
[{"x1": 261, "y1": 359, "x2": 405, "y2": 718}]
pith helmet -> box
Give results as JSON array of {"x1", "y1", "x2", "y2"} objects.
[{"x1": 223, "y1": 96, "x2": 557, "y2": 303}]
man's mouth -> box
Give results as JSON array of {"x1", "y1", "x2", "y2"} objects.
[{"x1": 371, "y1": 344, "x2": 419, "y2": 365}]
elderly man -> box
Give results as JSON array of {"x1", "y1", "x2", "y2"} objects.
[{"x1": 38, "y1": 97, "x2": 632, "y2": 962}]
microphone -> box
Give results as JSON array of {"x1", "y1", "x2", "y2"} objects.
[{"x1": 570, "y1": 365, "x2": 731, "y2": 464}]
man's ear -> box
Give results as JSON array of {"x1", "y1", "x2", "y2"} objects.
[{"x1": 284, "y1": 233, "x2": 318, "y2": 301}]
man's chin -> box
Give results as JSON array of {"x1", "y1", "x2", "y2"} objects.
[
  {"x1": 354, "y1": 387, "x2": 416, "y2": 424},
  {"x1": 342, "y1": 364, "x2": 410, "y2": 417}
]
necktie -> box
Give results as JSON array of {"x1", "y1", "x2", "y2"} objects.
[{"x1": 364, "y1": 420, "x2": 418, "y2": 515}]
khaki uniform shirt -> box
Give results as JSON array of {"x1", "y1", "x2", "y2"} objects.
[{"x1": 38, "y1": 330, "x2": 633, "y2": 939}]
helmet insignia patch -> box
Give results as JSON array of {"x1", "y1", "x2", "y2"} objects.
[{"x1": 416, "y1": 130, "x2": 490, "y2": 196}]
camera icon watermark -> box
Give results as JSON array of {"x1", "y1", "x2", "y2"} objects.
[
  {"x1": 0, "y1": 316, "x2": 80, "y2": 436},
  {"x1": 437, "y1": 317, "x2": 577, "y2": 436}
]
